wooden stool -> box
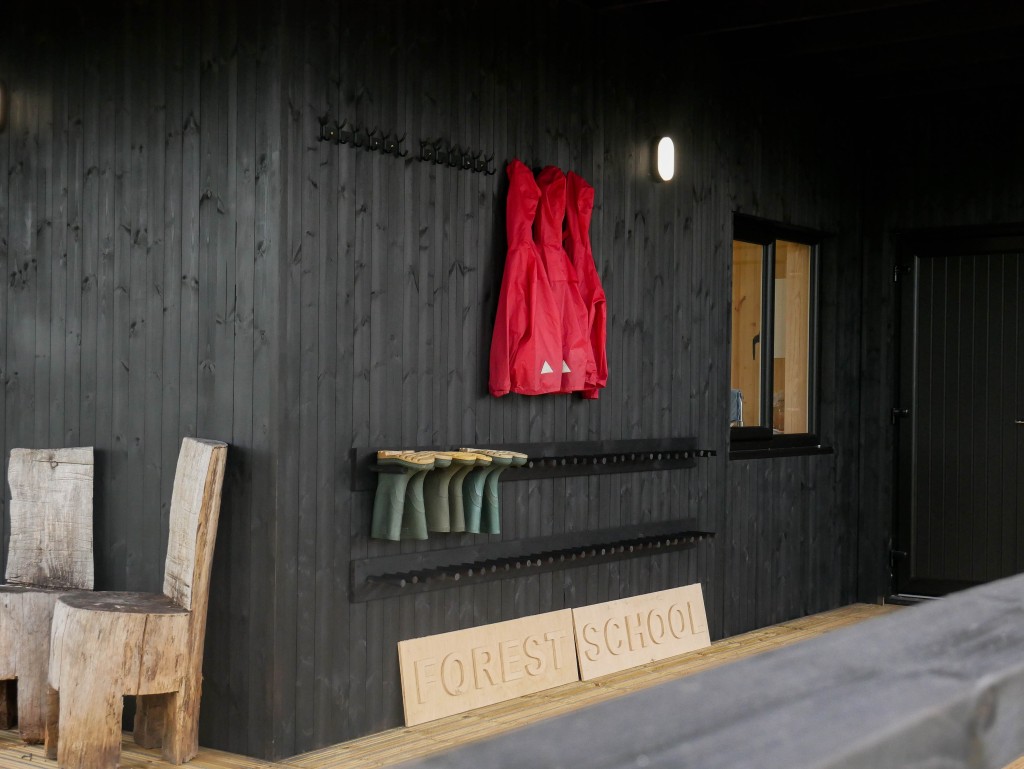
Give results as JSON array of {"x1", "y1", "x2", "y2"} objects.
[
  {"x1": 46, "y1": 438, "x2": 227, "y2": 769},
  {"x1": 0, "y1": 447, "x2": 94, "y2": 743}
]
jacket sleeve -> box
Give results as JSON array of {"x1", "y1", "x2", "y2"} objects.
[
  {"x1": 582, "y1": 291, "x2": 607, "y2": 399},
  {"x1": 489, "y1": 249, "x2": 529, "y2": 397}
]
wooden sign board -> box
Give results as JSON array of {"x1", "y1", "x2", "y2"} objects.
[
  {"x1": 398, "y1": 609, "x2": 579, "y2": 726},
  {"x1": 571, "y1": 583, "x2": 710, "y2": 680}
]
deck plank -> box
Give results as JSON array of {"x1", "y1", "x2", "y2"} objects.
[
  {"x1": 286, "y1": 603, "x2": 901, "y2": 769},
  {"x1": 13, "y1": 602, "x2": 1023, "y2": 769}
]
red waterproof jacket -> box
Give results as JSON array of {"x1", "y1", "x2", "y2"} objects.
[
  {"x1": 535, "y1": 166, "x2": 595, "y2": 393},
  {"x1": 565, "y1": 172, "x2": 608, "y2": 398},
  {"x1": 489, "y1": 159, "x2": 564, "y2": 396}
]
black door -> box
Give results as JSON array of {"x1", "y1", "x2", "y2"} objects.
[{"x1": 894, "y1": 232, "x2": 1024, "y2": 596}]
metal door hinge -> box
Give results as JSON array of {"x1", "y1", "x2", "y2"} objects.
[
  {"x1": 889, "y1": 549, "x2": 908, "y2": 571},
  {"x1": 891, "y1": 407, "x2": 909, "y2": 424}
]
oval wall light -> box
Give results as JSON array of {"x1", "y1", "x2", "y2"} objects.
[{"x1": 654, "y1": 136, "x2": 674, "y2": 182}]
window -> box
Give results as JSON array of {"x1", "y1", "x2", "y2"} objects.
[{"x1": 729, "y1": 214, "x2": 826, "y2": 457}]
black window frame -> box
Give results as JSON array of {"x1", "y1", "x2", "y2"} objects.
[{"x1": 729, "y1": 214, "x2": 830, "y2": 460}]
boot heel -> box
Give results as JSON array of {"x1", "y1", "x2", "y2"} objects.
[
  {"x1": 400, "y1": 452, "x2": 437, "y2": 540},
  {"x1": 370, "y1": 451, "x2": 434, "y2": 541},
  {"x1": 459, "y1": 453, "x2": 493, "y2": 533},
  {"x1": 461, "y1": 448, "x2": 527, "y2": 534},
  {"x1": 424, "y1": 452, "x2": 476, "y2": 532}
]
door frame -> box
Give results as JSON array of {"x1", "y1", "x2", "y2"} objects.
[{"x1": 891, "y1": 223, "x2": 1024, "y2": 596}]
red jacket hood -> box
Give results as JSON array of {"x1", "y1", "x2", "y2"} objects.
[
  {"x1": 535, "y1": 166, "x2": 571, "y2": 282},
  {"x1": 566, "y1": 172, "x2": 595, "y2": 247}
]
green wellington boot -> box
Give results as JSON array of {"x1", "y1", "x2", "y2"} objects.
[
  {"x1": 370, "y1": 451, "x2": 434, "y2": 541},
  {"x1": 447, "y1": 452, "x2": 485, "y2": 533},
  {"x1": 468, "y1": 449, "x2": 527, "y2": 534},
  {"x1": 460, "y1": 451, "x2": 503, "y2": 534},
  {"x1": 400, "y1": 451, "x2": 439, "y2": 540},
  {"x1": 452, "y1": 452, "x2": 492, "y2": 533},
  {"x1": 424, "y1": 451, "x2": 476, "y2": 532}
]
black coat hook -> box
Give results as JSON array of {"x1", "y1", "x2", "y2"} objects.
[
  {"x1": 318, "y1": 116, "x2": 416, "y2": 162},
  {"x1": 434, "y1": 139, "x2": 448, "y2": 165},
  {"x1": 338, "y1": 119, "x2": 354, "y2": 145},
  {"x1": 382, "y1": 132, "x2": 407, "y2": 156},
  {"x1": 365, "y1": 127, "x2": 381, "y2": 152},
  {"x1": 318, "y1": 114, "x2": 337, "y2": 143},
  {"x1": 419, "y1": 138, "x2": 435, "y2": 162},
  {"x1": 407, "y1": 134, "x2": 497, "y2": 175}
]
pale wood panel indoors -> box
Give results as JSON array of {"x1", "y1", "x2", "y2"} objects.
[
  {"x1": 776, "y1": 240, "x2": 811, "y2": 434},
  {"x1": 731, "y1": 240, "x2": 764, "y2": 427}
]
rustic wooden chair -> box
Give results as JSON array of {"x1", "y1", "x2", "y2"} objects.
[
  {"x1": 0, "y1": 447, "x2": 94, "y2": 743},
  {"x1": 45, "y1": 437, "x2": 227, "y2": 769}
]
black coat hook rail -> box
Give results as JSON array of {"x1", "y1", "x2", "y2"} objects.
[
  {"x1": 351, "y1": 519, "x2": 714, "y2": 602},
  {"x1": 351, "y1": 437, "x2": 715, "y2": 492},
  {"x1": 316, "y1": 117, "x2": 495, "y2": 175},
  {"x1": 418, "y1": 137, "x2": 496, "y2": 175},
  {"x1": 318, "y1": 115, "x2": 409, "y2": 158}
]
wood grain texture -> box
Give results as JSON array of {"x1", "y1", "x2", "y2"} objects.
[
  {"x1": 46, "y1": 438, "x2": 226, "y2": 769},
  {"x1": 0, "y1": 181, "x2": 97, "y2": 745},
  {"x1": 397, "y1": 576, "x2": 1024, "y2": 769},
  {"x1": 572, "y1": 584, "x2": 710, "y2": 680},
  {"x1": 3, "y1": 604, "x2": 927, "y2": 769},
  {"x1": 0, "y1": 0, "x2": 870, "y2": 758},
  {"x1": 162, "y1": 439, "x2": 227, "y2": 611},
  {"x1": 5, "y1": 447, "x2": 94, "y2": 589},
  {"x1": 287, "y1": 603, "x2": 899, "y2": 769},
  {"x1": 397, "y1": 609, "x2": 577, "y2": 726},
  {"x1": 0, "y1": 587, "x2": 65, "y2": 742},
  {"x1": 858, "y1": 97, "x2": 1024, "y2": 604}
]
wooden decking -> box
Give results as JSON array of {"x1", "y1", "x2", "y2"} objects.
[
  {"x1": 287, "y1": 602, "x2": 902, "y2": 769},
  {"x1": 10, "y1": 601, "x2": 1015, "y2": 769},
  {"x1": 0, "y1": 734, "x2": 285, "y2": 769}
]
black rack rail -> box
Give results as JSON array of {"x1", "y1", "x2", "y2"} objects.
[
  {"x1": 351, "y1": 437, "x2": 716, "y2": 492},
  {"x1": 351, "y1": 520, "x2": 714, "y2": 602}
]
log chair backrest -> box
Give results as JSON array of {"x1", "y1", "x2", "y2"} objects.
[
  {"x1": 162, "y1": 438, "x2": 228, "y2": 613},
  {"x1": 6, "y1": 447, "x2": 95, "y2": 589}
]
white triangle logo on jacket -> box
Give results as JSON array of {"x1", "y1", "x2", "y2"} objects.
[
  {"x1": 561, "y1": 361, "x2": 571, "y2": 373},
  {"x1": 540, "y1": 361, "x2": 554, "y2": 375}
]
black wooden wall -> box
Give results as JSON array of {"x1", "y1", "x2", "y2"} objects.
[
  {"x1": 1, "y1": 0, "x2": 866, "y2": 759},
  {"x1": 857, "y1": 93, "x2": 1024, "y2": 605},
  {"x1": 0, "y1": 0, "x2": 286, "y2": 755}
]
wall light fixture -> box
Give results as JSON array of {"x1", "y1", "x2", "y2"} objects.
[{"x1": 653, "y1": 136, "x2": 674, "y2": 182}]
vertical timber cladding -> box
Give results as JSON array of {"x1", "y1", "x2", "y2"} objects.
[
  {"x1": 0, "y1": 0, "x2": 283, "y2": 758},
  {"x1": 0, "y1": 0, "x2": 867, "y2": 757},
  {"x1": 398, "y1": 610, "x2": 578, "y2": 725}
]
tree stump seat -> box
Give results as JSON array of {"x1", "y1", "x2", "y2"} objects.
[
  {"x1": 47, "y1": 591, "x2": 193, "y2": 768},
  {"x1": 56, "y1": 591, "x2": 190, "y2": 616},
  {"x1": 45, "y1": 438, "x2": 227, "y2": 769},
  {"x1": 0, "y1": 447, "x2": 94, "y2": 744},
  {"x1": 0, "y1": 586, "x2": 74, "y2": 740}
]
